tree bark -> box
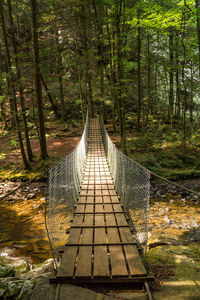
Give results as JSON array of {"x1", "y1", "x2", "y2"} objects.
[
  {"x1": 31, "y1": 0, "x2": 48, "y2": 159},
  {"x1": 40, "y1": 74, "x2": 60, "y2": 120},
  {"x1": 195, "y1": 0, "x2": 200, "y2": 77},
  {"x1": 190, "y1": 61, "x2": 194, "y2": 123},
  {"x1": 137, "y1": 23, "x2": 142, "y2": 129},
  {"x1": 168, "y1": 31, "x2": 174, "y2": 127},
  {"x1": 7, "y1": 0, "x2": 33, "y2": 162},
  {"x1": 0, "y1": 0, "x2": 30, "y2": 169},
  {"x1": 146, "y1": 33, "x2": 151, "y2": 124},
  {"x1": 57, "y1": 31, "x2": 65, "y2": 121}
]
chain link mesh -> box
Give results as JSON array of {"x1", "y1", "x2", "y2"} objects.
[
  {"x1": 47, "y1": 112, "x2": 89, "y2": 263},
  {"x1": 100, "y1": 116, "x2": 150, "y2": 251}
]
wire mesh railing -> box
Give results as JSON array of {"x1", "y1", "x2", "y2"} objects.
[
  {"x1": 46, "y1": 111, "x2": 89, "y2": 265},
  {"x1": 99, "y1": 116, "x2": 150, "y2": 251}
]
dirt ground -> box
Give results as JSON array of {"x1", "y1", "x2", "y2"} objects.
[{"x1": 0, "y1": 136, "x2": 80, "y2": 167}]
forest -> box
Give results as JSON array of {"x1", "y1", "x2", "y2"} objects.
[
  {"x1": 0, "y1": 1, "x2": 200, "y2": 299},
  {"x1": 0, "y1": 0, "x2": 199, "y2": 180}
]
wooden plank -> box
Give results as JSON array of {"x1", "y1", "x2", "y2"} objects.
[
  {"x1": 95, "y1": 204, "x2": 104, "y2": 212},
  {"x1": 95, "y1": 214, "x2": 105, "y2": 226},
  {"x1": 115, "y1": 213, "x2": 127, "y2": 226},
  {"x1": 113, "y1": 204, "x2": 122, "y2": 212},
  {"x1": 103, "y1": 196, "x2": 112, "y2": 203},
  {"x1": 107, "y1": 228, "x2": 120, "y2": 243},
  {"x1": 95, "y1": 196, "x2": 102, "y2": 203},
  {"x1": 72, "y1": 214, "x2": 84, "y2": 226},
  {"x1": 67, "y1": 228, "x2": 81, "y2": 243},
  {"x1": 94, "y1": 227, "x2": 109, "y2": 276},
  {"x1": 85, "y1": 205, "x2": 93, "y2": 213},
  {"x1": 84, "y1": 214, "x2": 93, "y2": 226},
  {"x1": 109, "y1": 246, "x2": 128, "y2": 276},
  {"x1": 106, "y1": 204, "x2": 113, "y2": 212},
  {"x1": 58, "y1": 226, "x2": 81, "y2": 277},
  {"x1": 119, "y1": 227, "x2": 133, "y2": 243},
  {"x1": 76, "y1": 204, "x2": 85, "y2": 213},
  {"x1": 57, "y1": 246, "x2": 77, "y2": 277},
  {"x1": 106, "y1": 218, "x2": 128, "y2": 277},
  {"x1": 110, "y1": 196, "x2": 120, "y2": 203},
  {"x1": 86, "y1": 196, "x2": 94, "y2": 203},
  {"x1": 110, "y1": 190, "x2": 117, "y2": 196},
  {"x1": 75, "y1": 228, "x2": 93, "y2": 277},
  {"x1": 124, "y1": 245, "x2": 147, "y2": 276},
  {"x1": 105, "y1": 214, "x2": 116, "y2": 226}
]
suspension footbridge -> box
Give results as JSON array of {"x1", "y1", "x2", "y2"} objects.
[{"x1": 47, "y1": 113, "x2": 153, "y2": 291}]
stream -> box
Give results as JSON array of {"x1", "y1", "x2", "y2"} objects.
[{"x1": 0, "y1": 179, "x2": 199, "y2": 264}]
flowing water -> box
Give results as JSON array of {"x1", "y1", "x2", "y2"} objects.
[{"x1": 0, "y1": 194, "x2": 52, "y2": 264}]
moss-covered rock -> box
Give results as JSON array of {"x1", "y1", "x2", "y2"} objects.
[{"x1": 0, "y1": 264, "x2": 15, "y2": 278}]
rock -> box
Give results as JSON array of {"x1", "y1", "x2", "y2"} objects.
[
  {"x1": 17, "y1": 279, "x2": 35, "y2": 300},
  {"x1": 0, "y1": 264, "x2": 15, "y2": 278},
  {"x1": 27, "y1": 193, "x2": 36, "y2": 199},
  {"x1": 163, "y1": 216, "x2": 171, "y2": 224},
  {"x1": 0, "y1": 288, "x2": 5, "y2": 297},
  {"x1": 7, "y1": 280, "x2": 24, "y2": 298},
  {"x1": 108, "y1": 291, "x2": 148, "y2": 299},
  {"x1": 30, "y1": 276, "x2": 56, "y2": 300},
  {"x1": 60, "y1": 283, "x2": 115, "y2": 300},
  {"x1": 0, "y1": 252, "x2": 8, "y2": 257},
  {"x1": 15, "y1": 262, "x2": 31, "y2": 274},
  {"x1": 0, "y1": 277, "x2": 13, "y2": 289}
]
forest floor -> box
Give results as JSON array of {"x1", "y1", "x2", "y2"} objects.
[{"x1": 0, "y1": 120, "x2": 81, "y2": 180}]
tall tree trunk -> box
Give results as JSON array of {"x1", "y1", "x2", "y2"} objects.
[
  {"x1": 175, "y1": 33, "x2": 181, "y2": 119},
  {"x1": 0, "y1": 0, "x2": 30, "y2": 169},
  {"x1": 40, "y1": 74, "x2": 60, "y2": 120},
  {"x1": 31, "y1": 0, "x2": 48, "y2": 159},
  {"x1": 195, "y1": 0, "x2": 200, "y2": 77},
  {"x1": 137, "y1": 23, "x2": 142, "y2": 129},
  {"x1": 116, "y1": 0, "x2": 123, "y2": 143},
  {"x1": 106, "y1": 18, "x2": 117, "y2": 131},
  {"x1": 181, "y1": 13, "x2": 187, "y2": 149},
  {"x1": 57, "y1": 31, "x2": 65, "y2": 121},
  {"x1": 146, "y1": 33, "x2": 151, "y2": 124},
  {"x1": 168, "y1": 31, "x2": 174, "y2": 127},
  {"x1": 7, "y1": 0, "x2": 33, "y2": 162},
  {"x1": 190, "y1": 61, "x2": 194, "y2": 123},
  {"x1": 81, "y1": 4, "x2": 94, "y2": 117}
]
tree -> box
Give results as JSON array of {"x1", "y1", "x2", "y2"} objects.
[{"x1": 31, "y1": 0, "x2": 48, "y2": 159}]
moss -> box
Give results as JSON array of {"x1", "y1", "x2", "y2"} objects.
[{"x1": 147, "y1": 244, "x2": 200, "y2": 281}]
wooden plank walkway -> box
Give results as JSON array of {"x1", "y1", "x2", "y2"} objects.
[{"x1": 56, "y1": 118, "x2": 150, "y2": 284}]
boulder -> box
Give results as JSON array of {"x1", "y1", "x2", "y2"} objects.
[
  {"x1": 7, "y1": 279, "x2": 24, "y2": 298},
  {"x1": 0, "y1": 264, "x2": 15, "y2": 278},
  {"x1": 17, "y1": 279, "x2": 36, "y2": 300}
]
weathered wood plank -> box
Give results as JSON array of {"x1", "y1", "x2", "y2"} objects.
[
  {"x1": 124, "y1": 245, "x2": 147, "y2": 276},
  {"x1": 75, "y1": 228, "x2": 93, "y2": 277},
  {"x1": 94, "y1": 228, "x2": 109, "y2": 276}
]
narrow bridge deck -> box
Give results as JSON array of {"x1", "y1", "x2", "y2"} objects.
[{"x1": 56, "y1": 118, "x2": 150, "y2": 283}]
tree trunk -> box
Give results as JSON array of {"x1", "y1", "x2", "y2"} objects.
[
  {"x1": 57, "y1": 31, "x2": 66, "y2": 121},
  {"x1": 7, "y1": 0, "x2": 33, "y2": 162},
  {"x1": 175, "y1": 36, "x2": 181, "y2": 119},
  {"x1": 81, "y1": 4, "x2": 94, "y2": 117},
  {"x1": 0, "y1": 0, "x2": 30, "y2": 169},
  {"x1": 168, "y1": 31, "x2": 174, "y2": 127},
  {"x1": 137, "y1": 23, "x2": 142, "y2": 129},
  {"x1": 190, "y1": 61, "x2": 194, "y2": 123},
  {"x1": 195, "y1": 0, "x2": 200, "y2": 77},
  {"x1": 107, "y1": 19, "x2": 117, "y2": 131},
  {"x1": 31, "y1": 0, "x2": 48, "y2": 159},
  {"x1": 146, "y1": 33, "x2": 151, "y2": 124},
  {"x1": 40, "y1": 74, "x2": 60, "y2": 120},
  {"x1": 181, "y1": 13, "x2": 187, "y2": 149}
]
